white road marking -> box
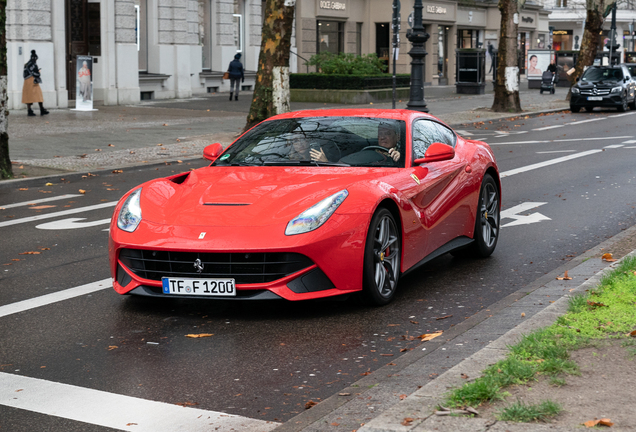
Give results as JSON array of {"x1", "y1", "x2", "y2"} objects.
[
  {"x1": 0, "y1": 279, "x2": 112, "y2": 319},
  {"x1": 488, "y1": 136, "x2": 632, "y2": 146},
  {"x1": 492, "y1": 130, "x2": 528, "y2": 136},
  {"x1": 622, "y1": 139, "x2": 636, "y2": 144},
  {"x1": 0, "y1": 372, "x2": 279, "y2": 432},
  {"x1": 625, "y1": 146, "x2": 636, "y2": 149},
  {"x1": 501, "y1": 202, "x2": 550, "y2": 228},
  {"x1": 500, "y1": 149, "x2": 603, "y2": 178},
  {"x1": 536, "y1": 150, "x2": 576, "y2": 154},
  {"x1": 36, "y1": 217, "x2": 111, "y2": 230},
  {"x1": 565, "y1": 117, "x2": 606, "y2": 125},
  {"x1": 0, "y1": 194, "x2": 83, "y2": 210},
  {"x1": 0, "y1": 201, "x2": 117, "y2": 228},
  {"x1": 532, "y1": 124, "x2": 564, "y2": 131},
  {"x1": 604, "y1": 144, "x2": 625, "y2": 148},
  {"x1": 611, "y1": 111, "x2": 636, "y2": 117}
]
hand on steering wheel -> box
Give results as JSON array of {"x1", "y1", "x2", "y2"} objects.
[{"x1": 361, "y1": 146, "x2": 400, "y2": 162}]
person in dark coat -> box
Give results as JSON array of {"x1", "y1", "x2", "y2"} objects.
[
  {"x1": 22, "y1": 50, "x2": 49, "y2": 116},
  {"x1": 227, "y1": 53, "x2": 244, "y2": 101}
]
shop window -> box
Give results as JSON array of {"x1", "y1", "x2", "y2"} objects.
[
  {"x1": 458, "y1": 29, "x2": 479, "y2": 48},
  {"x1": 356, "y1": 23, "x2": 363, "y2": 56},
  {"x1": 134, "y1": 0, "x2": 148, "y2": 71},
  {"x1": 199, "y1": 0, "x2": 212, "y2": 69},
  {"x1": 317, "y1": 20, "x2": 344, "y2": 54},
  {"x1": 552, "y1": 30, "x2": 572, "y2": 51}
]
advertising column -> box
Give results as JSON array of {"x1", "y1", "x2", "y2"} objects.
[{"x1": 74, "y1": 55, "x2": 97, "y2": 111}]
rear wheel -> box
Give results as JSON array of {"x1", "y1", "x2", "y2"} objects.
[
  {"x1": 629, "y1": 97, "x2": 636, "y2": 110},
  {"x1": 360, "y1": 208, "x2": 401, "y2": 306},
  {"x1": 570, "y1": 105, "x2": 581, "y2": 113},
  {"x1": 619, "y1": 97, "x2": 628, "y2": 112},
  {"x1": 551, "y1": 87, "x2": 555, "y2": 94}
]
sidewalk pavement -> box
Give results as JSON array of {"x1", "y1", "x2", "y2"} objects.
[{"x1": 4, "y1": 83, "x2": 569, "y2": 178}]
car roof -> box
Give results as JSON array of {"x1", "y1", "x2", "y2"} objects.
[{"x1": 267, "y1": 109, "x2": 442, "y2": 124}]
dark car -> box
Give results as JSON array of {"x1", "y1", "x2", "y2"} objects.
[
  {"x1": 570, "y1": 65, "x2": 636, "y2": 112},
  {"x1": 625, "y1": 63, "x2": 636, "y2": 78}
]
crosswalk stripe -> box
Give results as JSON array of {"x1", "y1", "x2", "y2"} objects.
[
  {"x1": 0, "y1": 372, "x2": 279, "y2": 432},
  {"x1": 0, "y1": 201, "x2": 117, "y2": 228},
  {"x1": 0, "y1": 194, "x2": 83, "y2": 210}
]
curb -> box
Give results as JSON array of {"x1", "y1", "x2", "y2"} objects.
[{"x1": 359, "y1": 253, "x2": 636, "y2": 431}]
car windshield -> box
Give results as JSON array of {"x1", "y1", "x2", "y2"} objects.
[
  {"x1": 581, "y1": 67, "x2": 624, "y2": 82},
  {"x1": 212, "y1": 117, "x2": 407, "y2": 168},
  {"x1": 626, "y1": 65, "x2": 636, "y2": 77}
]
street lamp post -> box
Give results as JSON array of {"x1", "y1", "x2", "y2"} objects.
[{"x1": 405, "y1": 0, "x2": 430, "y2": 112}]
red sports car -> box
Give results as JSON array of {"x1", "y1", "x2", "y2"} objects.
[{"x1": 109, "y1": 109, "x2": 500, "y2": 305}]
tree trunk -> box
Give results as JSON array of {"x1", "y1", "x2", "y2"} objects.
[
  {"x1": 492, "y1": 0, "x2": 524, "y2": 112},
  {"x1": 245, "y1": 0, "x2": 296, "y2": 130},
  {"x1": 0, "y1": 0, "x2": 12, "y2": 180},
  {"x1": 566, "y1": 1, "x2": 611, "y2": 100}
]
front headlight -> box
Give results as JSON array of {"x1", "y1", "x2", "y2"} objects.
[
  {"x1": 571, "y1": 87, "x2": 580, "y2": 94},
  {"x1": 285, "y1": 190, "x2": 348, "y2": 235},
  {"x1": 611, "y1": 86, "x2": 622, "y2": 94},
  {"x1": 117, "y1": 188, "x2": 142, "y2": 232}
]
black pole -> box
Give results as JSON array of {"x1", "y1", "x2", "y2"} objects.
[
  {"x1": 392, "y1": 0, "x2": 400, "y2": 109},
  {"x1": 405, "y1": 0, "x2": 429, "y2": 112},
  {"x1": 609, "y1": 3, "x2": 617, "y2": 65}
]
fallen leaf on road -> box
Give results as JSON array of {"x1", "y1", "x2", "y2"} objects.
[
  {"x1": 602, "y1": 253, "x2": 617, "y2": 262},
  {"x1": 436, "y1": 315, "x2": 452, "y2": 320},
  {"x1": 108, "y1": 144, "x2": 114, "y2": 147},
  {"x1": 587, "y1": 300, "x2": 607, "y2": 308},
  {"x1": 410, "y1": 320, "x2": 419, "y2": 324},
  {"x1": 521, "y1": 312, "x2": 526, "y2": 317},
  {"x1": 29, "y1": 205, "x2": 55, "y2": 210},
  {"x1": 185, "y1": 334, "x2": 213, "y2": 338},
  {"x1": 175, "y1": 401, "x2": 199, "y2": 407},
  {"x1": 78, "y1": 189, "x2": 86, "y2": 194},
  {"x1": 163, "y1": 123, "x2": 168, "y2": 126},
  {"x1": 39, "y1": 190, "x2": 52, "y2": 193},
  {"x1": 19, "y1": 188, "x2": 28, "y2": 191},
  {"x1": 461, "y1": 373, "x2": 469, "y2": 379},
  {"x1": 583, "y1": 418, "x2": 613, "y2": 428},
  {"x1": 418, "y1": 331, "x2": 443, "y2": 341},
  {"x1": 112, "y1": 170, "x2": 123, "y2": 174},
  {"x1": 401, "y1": 418, "x2": 414, "y2": 426},
  {"x1": 45, "y1": 183, "x2": 53, "y2": 186},
  {"x1": 380, "y1": 354, "x2": 394, "y2": 357},
  {"x1": 305, "y1": 400, "x2": 317, "y2": 409},
  {"x1": 338, "y1": 393, "x2": 350, "y2": 396},
  {"x1": 556, "y1": 270, "x2": 572, "y2": 280},
  {"x1": 108, "y1": 346, "x2": 118, "y2": 350},
  {"x1": 399, "y1": 394, "x2": 407, "y2": 400},
  {"x1": 126, "y1": 423, "x2": 137, "y2": 426},
  {"x1": 19, "y1": 251, "x2": 41, "y2": 255}
]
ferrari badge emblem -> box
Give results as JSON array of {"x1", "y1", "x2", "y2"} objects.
[
  {"x1": 198, "y1": 232, "x2": 206, "y2": 239},
  {"x1": 410, "y1": 174, "x2": 421, "y2": 185},
  {"x1": 194, "y1": 259, "x2": 204, "y2": 273}
]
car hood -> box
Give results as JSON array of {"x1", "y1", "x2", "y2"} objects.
[
  {"x1": 138, "y1": 166, "x2": 388, "y2": 227},
  {"x1": 577, "y1": 81, "x2": 621, "y2": 89}
]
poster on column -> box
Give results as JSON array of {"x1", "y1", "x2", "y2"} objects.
[{"x1": 74, "y1": 56, "x2": 96, "y2": 111}]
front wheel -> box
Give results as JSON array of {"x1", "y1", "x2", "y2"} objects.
[
  {"x1": 629, "y1": 97, "x2": 636, "y2": 110},
  {"x1": 360, "y1": 208, "x2": 401, "y2": 306},
  {"x1": 619, "y1": 98, "x2": 628, "y2": 112}
]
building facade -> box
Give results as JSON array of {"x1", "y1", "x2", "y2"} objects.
[{"x1": 6, "y1": 0, "x2": 263, "y2": 109}]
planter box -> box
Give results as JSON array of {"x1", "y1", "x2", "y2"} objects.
[{"x1": 291, "y1": 87, "x2": 411, "y2": 104}]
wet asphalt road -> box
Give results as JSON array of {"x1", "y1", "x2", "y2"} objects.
[{"x1": 1, "y1": 109, "x2": 635, "y2": 430}]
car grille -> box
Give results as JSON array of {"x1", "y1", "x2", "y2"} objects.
[
  {"x1": 580, "y1": 89, "x2": 611, "y2": 96},
  {"x1": 119, "y1": 248, "x2": 314, "y2": 284}
]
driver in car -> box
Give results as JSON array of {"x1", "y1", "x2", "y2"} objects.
[{"x1": 310, "y1": 123, "x2": 401, "y2": 165}]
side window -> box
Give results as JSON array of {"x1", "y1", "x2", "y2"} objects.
[
  {"x1": 433, "y1": 123, "x2": 457, "y2": 148},
  {"x1": 412, "y1": 120, "x2": 443, "y2": 158}
]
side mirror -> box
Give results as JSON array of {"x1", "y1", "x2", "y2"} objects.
[
  {"x1": 413, "y1": 142, "x2": 455, "y2": 165},
  {"x1": 203, "y1": 143, "x2": 223, "y2": 161}
]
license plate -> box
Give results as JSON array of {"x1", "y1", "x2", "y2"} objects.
[
  {"x1": 162, "y1": 277, "x2": 236, "y2": 296},
  {"x1": 587, "y1": 96, "x2": 603, "y2": 101}
]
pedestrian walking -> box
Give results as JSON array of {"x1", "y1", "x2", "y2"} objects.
[
  {"x1": 22, "y1": 50, "x2": 49, "y2": 116},
  {"x1": 227, "y1": 53, "x2": 244, "y2": 101}
]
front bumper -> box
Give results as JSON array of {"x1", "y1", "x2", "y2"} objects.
[
  {"x1": 570, "y1": 93, "x2": 625, "y2": 107},
  {"x1": 109, "y1": 213, "x2": 371, "y2": 301}
]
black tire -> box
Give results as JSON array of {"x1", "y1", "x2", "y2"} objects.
[
  {"x1": 570, "y1": 105, "x2": 581, "y2": 113},
  {"x1": 360, "y1": 208, "x2": 401, "y2": 306},
  {"x1": 551, "y1": 88, "x2": 555, "y2": 94},
  {"x1": 630, "y1": 97, "x2": 636, "y2": 110},
  {"x1": 540, "y1": 90, "x2": 543, "y2": 94},
  {"x1": 584, "y1": 106, "x2": 594, "y2": 112},
  {"x1": 618, "y1": 97, "x2": 628, "y2": 112},
  {"x1": 466, "y1": 174, "x2": 500, "y2": 258}
]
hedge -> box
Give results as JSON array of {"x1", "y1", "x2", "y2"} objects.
[{"x1": 290, "y1": 74, "x2": 411, "y2": 90}]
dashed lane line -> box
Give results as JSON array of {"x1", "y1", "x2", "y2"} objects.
[
  {"x1": 531, "y1": 124, "x2": 564, "y2": 131},
  {"x1": 500, "y1": 149, "x2": 603, "y2": 178},
  {"x1": 0, "y1": 194, "x2": 83, "y2": 210},
  {"x1": 0, "y1": 201, "x2": 117, "y2": 228},
  {"x1": 536, "y1": 150, "x2": 576, "y2": 154},
  {"x1": 487, "y1": 135, "x2": 632, "y2": 146},
  {"x1": 0, "y1": 372, "x2": 279, "y2": 432}
]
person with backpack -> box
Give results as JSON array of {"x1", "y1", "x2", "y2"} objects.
[{"x1": 227, "y1": 53, "x2": 244, "y2": 101}]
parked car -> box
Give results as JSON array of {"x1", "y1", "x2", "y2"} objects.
[
  {"x1": 625, "y1": 63, "x2": 636, "y2": 78},
  {"x1": 570, "y1": 64, "x2": 636, "y2": 112},
  {"x1": 109, "y1": 110, "x2": 501, "y2": 306}
]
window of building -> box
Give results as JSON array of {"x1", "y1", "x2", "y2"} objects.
[
  {"x1": 458, "y1": 29, "x2": 479, "y2": 48},
  {"x1": 318, "y1": 20, "x2": 344, "y2": 54},
  {"x1": 134, "y1": 0, "x2": 148, "y2": 71},
  {"x1": 555, "y1": 0, "x2": 567, "y2": 7},
  {"x1": 552, "y1": 30, "x2": 572, "y2": 51},
  {"x1": 356, "y1": 22, "x2": 363, "y2": 56},
  {"x1": 375, "y1": 22, "x2": 390, "y2": 70},
  {"x1": 199, "y1": 0, "x2": 212, "y2": 69},
  {"x1": 234, "y1": 0, "x2": 244, "y2": 53},
  {"x1": 87, "y1": 3, "x2": 101, "y2": 56}
]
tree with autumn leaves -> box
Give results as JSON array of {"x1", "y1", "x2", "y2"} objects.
[{"x1": 0, "y1": 0, "x2": 12, "y2": 180}]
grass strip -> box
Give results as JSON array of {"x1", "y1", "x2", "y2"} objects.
[
  {"x1": 444, "y1": 256, "x2": 636, "y2": 411},
  {"x1": 498, "y1": 400, "x2": 562, "y2": 422}
]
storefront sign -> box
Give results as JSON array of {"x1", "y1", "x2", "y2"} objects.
[
  {"x1": 320, "y1": 1, "x2": 346, "y2": 10},
  {"x1": 426, "y1": 5, "x2": 447, "y2": 14},
  {"x1": 522, "y1": 16, "x2": 534, "y2": 23}
]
